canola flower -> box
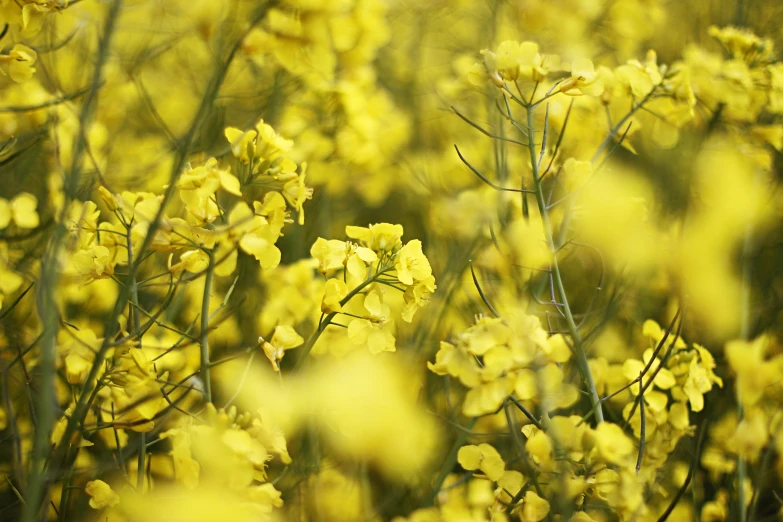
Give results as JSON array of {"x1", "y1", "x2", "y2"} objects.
[{"x1": 0, "y1": 1, "x2": 782, "y2": 522}]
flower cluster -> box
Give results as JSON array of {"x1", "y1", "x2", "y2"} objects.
[
  {"x1": 2, "y1": 1, "x2": 783, "y2": 521},
  {"x1": 309, "y1": 223, "x2": 435, "y2": 356},
  {"x1": 429, "y1": 314, "x2": 575, "y2": 417}
]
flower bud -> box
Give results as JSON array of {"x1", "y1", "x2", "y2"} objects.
[{"x1": 98, "y1": 186, "x2": 118, "y2": 211}]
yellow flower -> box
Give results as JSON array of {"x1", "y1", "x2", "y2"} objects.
[
  {"x1": 239, "y1": 234, "x2": 280, "y2": 270},
  {"x1": 68, "y1": 201, "x2": 101, "y2": 243},
  {"x1": 260, "y1": 325, "x2": 303, "y2": 372},
  {"x1": 750, "y1": 125, "x2": 783, "y2": 151},
  {"x1": 681, "y1": 358, "x2": 712, "y2": 412},
  {"x1": 225, "y1": 126, "x2": 257, "y2": 163},
  {"x1": 177, "y1": 158, "x2": 241, "y2": 224},
  {"x1": 255, "y1": 119, "x2": 294, "y2": 162},
  {"x1": 615, "y1": 60, "x2": 658, "y2": 98},
  {"x1": 561, "y1": 158, "x2": 593, "y2": 192},
  {"x1": 346, "y1": 244, "x2": 378, "y2": 283},
  {"x1": 72, "y1": 245, "x2": 115, "y2": 283},
  {"x1": 493, "y1": 40, "x2": 536, "y2": 81},
  {"x1": 164, "y1": 423, "x2": 201, "y2": 489},
  {"x1": 497, "y1": 470, "x2": 524, "y2": 498},
  {"x1": 62, "y1": 328, "x2": 103, "y2": 385},
  {"x1": 346, "y1": 223, "x2": 403, "y2": 253},
  {"x1": 478, "y1": 40, "x2": 549, "y2": 86},
  {"x1": 282, "y1": 163, "x2": 313, "y2": 225},
  {"x1": 427, "y1": 341, "x2": 481, "y2": 388},
  {"x1": 664, "y1": 343, "x2": 723, "y2": 412},
  {"x1": 542, "y1": 333, "x2": 571, "y2": 363},
  {"x1": 642, "y1": 319, "x2": 686, "y2": 349},
  {"x1": 395, "y1": 239, "x2": 432, "y2": 286},
  {"x1": 463, "y1": 376, "x2": 514, "y2": 417},
  {"x1": 85, "y1": 480, "x2": 120, "y2": 509},
  {"x1": 0, "y1": 246, "x2": 24, "y2": 311},
  {"x1": 522, "y1": 490, "x2": 550, "y2": 522},
  {"x1": 725, "y1": 336, "x2": 774, "y2": 407},
  {"x1": 516, "y1": 363, "x2": 579, "y2": 410},
  {"x1": 51, "y1": 406, "x2": 94, "y2": 449},
  {"x1": 701, "y1": 490, "x2": 729, "y2": 522},
  {"x1": 347, "y1": 291, "x2": 396, "y2": 354},
  {"x1": 168, "y1": 249, "x2": 210, "y2": 276},
  {"x1": 461, "y1": 317, "x2": 512, "y2": 356},
  {"x1": 457, "y1": 443, "x2": 505, "y2": 481},
  {"x1": 560, "y1": 58, "x2": 604, "y2": 96},
  {"x1": 587, "y1": 423, "x2": 635, "y2": 466},
  {"x1": 526, "y1": 429, "x2": 555, "y2": 471},
  {"x1": 2, "y1": 44, "x2": 38, "y2": 82},
  {"x1": 311, "y1": 238, "x2": 347, "y2": 273},
  {"x1": 20, "y1": 3, "x2": 51, "y2": 36},
  {"x1": 228, "y1": 202, "x2": 281, "y2": 270},
  {"x1": 708, "y1": 25, "x2": 768, "y2": 60},
  {"x1": 253, "y1": 191, "x2": 289, "y2": 237},
  {"x1": 732, "y1": 407, "x2": 769, "y2": 461},
  {"x1": 97, "y1": 185, "x2": 119, "y2": 211},
  {"x1": 114, "y1": 191, "x2": 160, "y2": 227},
  {"x1": 0, "y1": 193, "x2": 40, "y2": 229},
  {"x1": 321, "y1": 278, "x2": 348, "y2": 313},
  {"x1": 401, "y1": 275, "x2": 436, "y2": 322},
  {"x1": 622, "y1": 348, "x2": 676, "y2": 392}
]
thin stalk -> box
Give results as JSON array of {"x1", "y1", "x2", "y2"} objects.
[
  {"x1": 503, "y1": 402, "x2": 550, "y2": 520},
  {"x1": 735, "y1": 169, "x2": 761, "y2": 522},
  {"x1": 426, "y1": 417, "x2": 478, "y2": 506},
  {"x1": 657, "y1": 420, "x2": 708, "y2": 521},
  {"x1": 200, "y1": 250, "x2": 215, "y2": 404},
  {"x1": 125, "y1": 226, "x2": 149, "y2": 493},
  {"x1": 56, "y1": 449, "x2": 76, "y2": 522},
  {"x1": 590, "y1": 85, "x2": 659, "y2": 164},
  {"x1": 525, "y1": 105, "x2": 604, "y2": 424},
  {"x1": 1, "y1": 364, "x2": 24, "y2": 500},
  {"x1": 636, "y1": 372, "x2": 646, "y2": 473},
  {"x1": 746, "y1": 442, "x2": 775, "y2": 521},
  {"x1": 293, "y1": 267, "x2": 394, "y2": 372},
  {"x1": 45, "y1": 4, "x2": 278, "y2": 479},
  {"x1": 23, "y1": 4, "x2": 124, "y2": 520},
  {"x1": 136, "y1": 436, "x2": 147, "y2": 492}
]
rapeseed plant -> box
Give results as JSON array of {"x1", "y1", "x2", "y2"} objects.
[{"x1": 0, "y1": 1, "x2": 782, "y2": 521}]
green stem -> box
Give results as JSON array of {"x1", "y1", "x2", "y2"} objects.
[
  {"x1": 746, "y1": 442, "x2": 774, "y2": 522},
  {"x1": 125, "y1": 225, "x2": 149, "y2": 492},
  {"x1": 293, "y1": 267, "x2": 394, "y2": 372},
  {"x1": 735, "y1": 169, "x2": 760, "y2": 522},
  {"x1": 525, "y1": 104, "x2": 604, "y2": 424},
  {"x1": 426, "y1": 417, "x2": 478, "y2": 506},
  {"x1": 23, "y1": 5, "x2": 124, "y2": 520},
  {"x1": 25, "y1": 256, "x2": 58, "y2": 522},
  {"x1": 57, "y1": 449, "x2": 76, "y2": 522},
  {"x1": 136, "y1": 435, "x2": 147, "y2": 492},
  {"x1": 589, "y1": 85, "x2": 659, "y2": 164},
  {"x1": 200, "y1": 250, "x2": 215, "y2": 404},
  {"x1": 503, "y1": 402, "x2": 551, "y2": 520},
  {"x1": 45, "y1": 5, "x2": 278, "y2": 481}
]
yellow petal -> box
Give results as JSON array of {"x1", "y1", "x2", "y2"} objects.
[
  {"x1": 85, "y1": 480, "x2": 120, "y2": 509},
  {"x1": 522, "y1": 490, "x2": 550, "y2": 522},
  {"x1": 219, "y1": 170, "x2": 242, "y2": 196},
  {"x1": 270, "y1": 325, "x2": 303, "y2": 350},
  {"x1": 11, "y1": 193, "x2": 39, "y2": 229}
]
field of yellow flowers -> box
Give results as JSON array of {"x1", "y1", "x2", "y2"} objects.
[{"x1": 1, "y1": 1, "x2": 783, "y2": 521}]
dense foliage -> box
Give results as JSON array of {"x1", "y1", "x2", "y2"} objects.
[{"x1": 1, "y1": 1, "x2": 783, "y2": 521}]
